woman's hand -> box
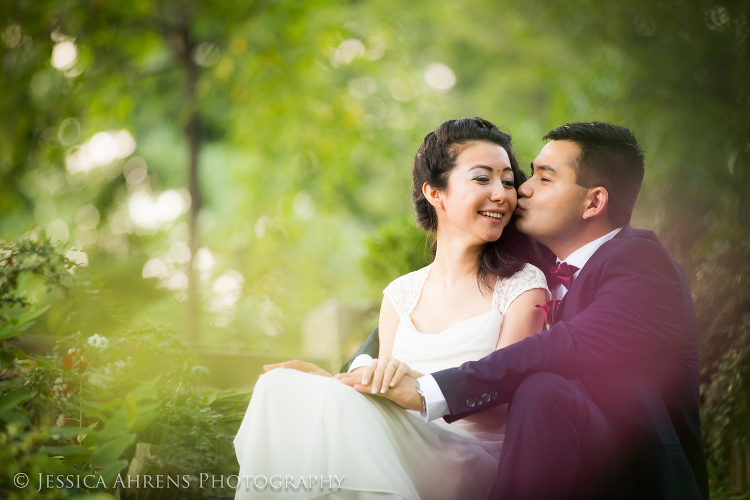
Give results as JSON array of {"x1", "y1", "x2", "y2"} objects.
[
  {"x1": 357, "y1": 357, "x2": 423, "y2": 394},
  {"x1": 263, "y1": 360, "x2": 333, "y2": 377}
]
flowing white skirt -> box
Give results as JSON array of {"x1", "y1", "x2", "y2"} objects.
[{"x1": 233, "y1": 368, "x2": 501, "y2": 499}]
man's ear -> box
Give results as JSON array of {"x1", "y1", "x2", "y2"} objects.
[
  {"x1": 582, "y1": 187, "x2": 608, "y2": 220},
  {"x1": 423, "y1": 182, "x2": 443, "y2": 211}
]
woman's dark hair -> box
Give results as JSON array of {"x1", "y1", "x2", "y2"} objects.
[{"x1": 412, "y1": 117, "x2": 536, "y2": 293}]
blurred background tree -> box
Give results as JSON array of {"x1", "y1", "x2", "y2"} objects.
[{"x1": 2, "y1": 0, "x2": 749, "y2": 493}]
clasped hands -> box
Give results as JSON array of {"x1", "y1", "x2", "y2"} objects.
[{"x1": 263, "y1": 358, "x2": 424, "y2": 412}]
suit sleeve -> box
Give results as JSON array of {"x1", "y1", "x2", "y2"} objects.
[
  {"x1": 339, "y1": 326, "x2": 380, "y2": 373},
  {"x1": 432, "y1": 238, "x2": 685, "y2": 421}
]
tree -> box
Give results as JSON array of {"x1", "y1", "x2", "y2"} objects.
[
  {"x1": 512, "y1": 0, "x2": 750, "y2": 255},
  {"x1": 2, "y1": 0, "x2": 335, "y2": 342}
]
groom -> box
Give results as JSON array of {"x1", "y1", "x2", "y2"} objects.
[{"x1": 337, "y1": 122, "x2": 708, "y2": 499}]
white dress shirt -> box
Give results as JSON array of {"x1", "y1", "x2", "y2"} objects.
[{"x1": 350, "y1": 227, "x2": 623, "y2": 422}]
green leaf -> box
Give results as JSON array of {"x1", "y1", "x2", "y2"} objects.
[
  {"x1": 130, "y1": 376, "x2": 160, "y2": 401},
  {"x1": 125, "y1": 393, "x2": 138, "y2": 429},
  {"x1": 0, "y1": 410, "x2": 29, "y2": 427},
  {"x1": 97, "y1": 459, "x2": 129, "y2": 487},
  {"x1": 39, "y1": 444, "x2": 92, "y2": 461},
  {"x1": 8, "y1": 345, "x2": 27, "y2": 359},
  {"x1": 0, "y1": 387, "x2": 36, "y2": 425},
  {"x1": 203, "y1": 390, "x2": 218, "y2": 405},
  {"x1": 0, "y1": 322, "x2": 19, "y2": 342},
  {"x1": 31, "y1": 355, "x2": 53, "y2": 368},
  {"x1": 126, "y1": 401, "x2": 160, "y2": 433},
  {"x1": 0, "y1": 350, "x2": 13, "y2": 369},
  {"x1": 14, "y1": 305, "x2": 50, "y2": 325},
  {"x1": 91, "y1": 433, "x2": 136, "y2": 467},
  {"x1": 191, "y1": 364, "x2": 210, "y2": 377}
]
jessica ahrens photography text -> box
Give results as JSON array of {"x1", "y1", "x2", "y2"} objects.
[{"x1": 23, "y1": 473, "x2": 345, "y2": 493}]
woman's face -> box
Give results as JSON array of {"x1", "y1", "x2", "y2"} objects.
[{"x1": 433, "y1": 141, "x2": 517, "y2": 245}]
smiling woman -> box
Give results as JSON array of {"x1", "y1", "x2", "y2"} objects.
[
  {"x1": 411, "y1": 117, "x2": 536, "y2": 293},
  {"x1": 424, "y1": 141, "x2": 516, "y2": 245}
]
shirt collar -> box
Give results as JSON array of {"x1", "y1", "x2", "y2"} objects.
[{"x1": 557, "y1": 227, "x2": 623, "y2": 275}]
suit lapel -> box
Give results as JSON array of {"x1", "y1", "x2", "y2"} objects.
[{"x1": 552, "y1": 225, "x2": 633, "y2": 324}]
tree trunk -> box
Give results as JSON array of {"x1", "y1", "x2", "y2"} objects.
[
  {"x1": 737, "y1": 155, "x2": 749, "y2": 227},
  {"x1": 730, "y1": 441, "x2": 750, "y2": 494},
  {"x1": 181, "y1": 29, "x2": 202, "y2": 345},
  {"x1": 186, "y1": 108, "x2": 201, "y2": 344}
]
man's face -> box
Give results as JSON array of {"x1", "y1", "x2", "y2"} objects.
[{"x1": 514, "y1": 140, "x2": 590, "y2": 249}]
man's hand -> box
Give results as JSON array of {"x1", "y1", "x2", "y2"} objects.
[
  {"x1": 335, "y1": 372, "x2": 423, "y2": 412},
  {"x1": 263, "y1": 360, "x2": 333, "y2": 377}
]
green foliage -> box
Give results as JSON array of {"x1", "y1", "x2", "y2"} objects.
[
  {"x1": 702, "y1": 319, "x2": 750, "y2": 495},
  {"x1": 0, "y1": 238, "x2": 78, "y2": 343},
  {"x1": 361, "y1": 215, "x2": 433, "y2": 300},
  {"x1": 693, "y1": 240, "x2": 750, "y2": 381},
  {"x1": 514, "y1": 0, "x2": 750, "y2": 254},
  {"x1": 0, "y1": 238, "x2": 78, "y2": 308},
  {"x1": 0, "y1": 238, "x2": 121, "y2": 499},
  {"x1": 1, "y1": 423, "x2": 81, "y2": 500},
  {"x1": 0, "y1": 237, "x2": 246, "y2": 498},
  {"x1": 694, "y1": 240, "x2": 750, "y2": 493},
  {"x1": 54, "y1": 324, "x2": 245, "y2": 481}
]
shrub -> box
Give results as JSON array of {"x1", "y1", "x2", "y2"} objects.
[
  {"x1": 0, "y1": 238, "x2": 247, "y2": 499},
  {"x1": 694, "y1": 239, "x2": 750, "y2": 494}
]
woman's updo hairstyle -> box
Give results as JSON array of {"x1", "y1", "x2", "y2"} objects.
[{"x1": 411, "y1": 117, "x2": 537, "y2": 292}]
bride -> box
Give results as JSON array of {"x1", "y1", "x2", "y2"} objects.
[{"x1": 233, "y1": 117, "x2": 549, "y2": 499}]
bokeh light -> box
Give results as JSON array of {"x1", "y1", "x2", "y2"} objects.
[
  {"x1": 51, "y1": 41, "x2": 77, "y2": 70},
  {"x1": 424, "y1": 63, "x2": 456, "y2": 92}
]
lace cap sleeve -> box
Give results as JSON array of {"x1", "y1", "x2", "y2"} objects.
[
  {"x1": 383, "y1": 265, "x2": 431, "y2": 320},
  {"x1": 493, "y1": 263, "x2": 550, "y2": 316}
]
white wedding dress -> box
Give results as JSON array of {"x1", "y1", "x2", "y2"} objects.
[{"x1": 234, "y1": 263, "x2": 548, "y2": 499}]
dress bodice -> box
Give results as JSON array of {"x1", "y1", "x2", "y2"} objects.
[{"x1": 384, "y1": 263, "x2": 549, "y2": 375}]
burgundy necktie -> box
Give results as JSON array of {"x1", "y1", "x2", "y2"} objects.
[{"x1": 548, "y1": 262, "x2": 579, "y2": 289}]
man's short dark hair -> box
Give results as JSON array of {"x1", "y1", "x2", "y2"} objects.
[{"x1": 544, "y1": 122, "x2": 644, "y2": 227}]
